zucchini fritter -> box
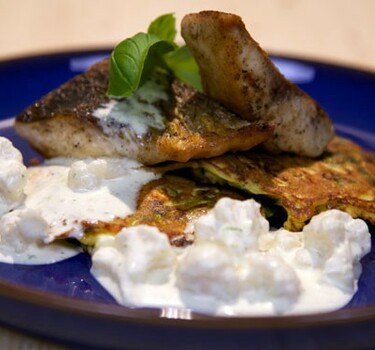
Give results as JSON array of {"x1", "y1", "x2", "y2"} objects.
[
  {"x1": 80, "y1": 175, "x2": 244, "y2": 246},
  {"x1": 190, "y1": 137, "x2": 375, "y2": 231}
]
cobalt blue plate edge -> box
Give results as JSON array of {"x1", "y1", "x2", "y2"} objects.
[{"x1": 0, "y1": 50, "x2": 374, "y2": 349}]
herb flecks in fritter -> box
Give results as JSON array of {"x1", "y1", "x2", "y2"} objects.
[{"x1": 190, "y1": 137, "x2": 375, "y2": 231}]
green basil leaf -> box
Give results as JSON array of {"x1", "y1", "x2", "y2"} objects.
[
  {"x1": 107, "y1": 32, "x2": 175, "y2": 97},
  {"x1": 164, "y1": 45, "x2": 202, "y2": 92},
  {"x1": 107, "y1": 13, "x2": 202, "y2": 98},
  {"x1": 147, "y1": 13, "x2": 177, "y2": 42}
]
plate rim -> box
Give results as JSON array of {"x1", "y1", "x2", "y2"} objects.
[{"x1": 2, "y1": 270, "x2": 375, "y2": 330}]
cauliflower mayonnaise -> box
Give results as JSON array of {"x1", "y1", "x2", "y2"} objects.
[
  {"x1": 91, "y1": 198, "x2": 371, "y2": 316},
  {"x1": 0, "y1": 137, "x2": 159, "y2": 264}
]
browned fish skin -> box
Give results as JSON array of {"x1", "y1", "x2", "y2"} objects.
[
  {"x1": 190, "y1": 137, "x2": 375, "y2": 231},
  {"x1": 181, "y1": 11, "x2": 334, "y2": 157},
  {"x1": 159, "y1": 80, "x2": 272, "y2": 162},
  {"x1": 15, "y1": 59, "x2": 273, "y2": 164},
  {"x1": 80, "y1": 175, "x2": 245, "y2": 246}
]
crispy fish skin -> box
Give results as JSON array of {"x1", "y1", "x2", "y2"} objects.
[
  {"x1": 189, "y1": 137, "x2": 375, "y2": 231},
  {"x1": 181, "y1": 11, "x2": 334, "y2": 157},
  {"x1": 80, "y1": 175, "x2": 245, "y2": 247},
  {"x1": 15, "y1": 59, "x2": 273, "y2": 165}
]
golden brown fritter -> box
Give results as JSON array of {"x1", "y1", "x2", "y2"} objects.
[
  {"x1": 15, "y1": 59, "x2": 273, "y2": 165},
  {"x1": 188, "y1": 137, "x2": 375, "y2": 231},
  {"x1": 181, "y1": 11, "x2": 334, "y2": 157},
  {"x1": 79, "y1": 175, "x2": 245, "y2": 247}
]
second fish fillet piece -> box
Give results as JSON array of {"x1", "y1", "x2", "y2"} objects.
[{"x1": 181, "y1": 11, "x2": 334, "y2": 157}]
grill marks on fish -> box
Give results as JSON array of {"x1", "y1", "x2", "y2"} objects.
[
  {"x1": 181, "y1": 11, "x2": 334, "y2": 157},
  {"x1": 15, "y1": 59, "x2": 273, "y2": 165}
]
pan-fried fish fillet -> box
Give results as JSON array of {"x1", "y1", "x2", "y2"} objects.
[
  {"x1": 181, "y1": 11, "x2": 334, "y2": 157},
  {"x1": 181, "y1": 137, "x2": 375, "y2": 231},
  {"x1": 79, "y1": 175, "x2": 244, "y2": 247},
  {"x1": 14, "y1": 59, "x2": 273, "y2": 165}
]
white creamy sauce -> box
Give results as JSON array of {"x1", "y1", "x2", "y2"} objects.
[
  {"x1": 0, "y1": 137, "x2": 372, "y2": 316},
  {"x1": 0, "y1": 208, "x2": 80, "y2": 264},
  {"x1": 25, "y1": 157, "x2": 158, "y2": 241},
  {"x1": 0, "y1": 138, "x2": 159, "y2": 264},
  {"x1": 93, "y1": 79, "x2": 168, "y2": 136},
  {"x1": 91, "y1": 198, "x2": 371, "y2": 317}
]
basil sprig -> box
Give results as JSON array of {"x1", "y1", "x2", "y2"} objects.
[{"x1": 107, "y1": 13, "x2": 202, "y2": 98}]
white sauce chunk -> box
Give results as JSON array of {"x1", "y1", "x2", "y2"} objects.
[
  {"x1": 0, "y1": 208, "x2": 80, "y2": 264},
  {"x1": 0, "y1": 138, "x2": 27, "y2": 216},
  {"x1": 91, "y1": 225, "x2": 179, "y2": 306},
  {"x1": 91, "y1": 198, "x2": 371, "y2": 316}
]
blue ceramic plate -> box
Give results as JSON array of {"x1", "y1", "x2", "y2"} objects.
[{"x1": 0, "y1": 51, "x2": 375, "y2": 350}]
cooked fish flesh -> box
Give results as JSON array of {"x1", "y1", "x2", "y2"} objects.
[
  {"x1": 181, "y1": 11, "x2": 334, "y2": 157},
  {"x1": 181, "y1": 137, "x2": 375, "y2": 231},
  {"x1": 15, "y1": 59, "x2": 273, "y2": 165},
  {"x1": 79, "y1": 175, "x2": 245, "y2": 247}
]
